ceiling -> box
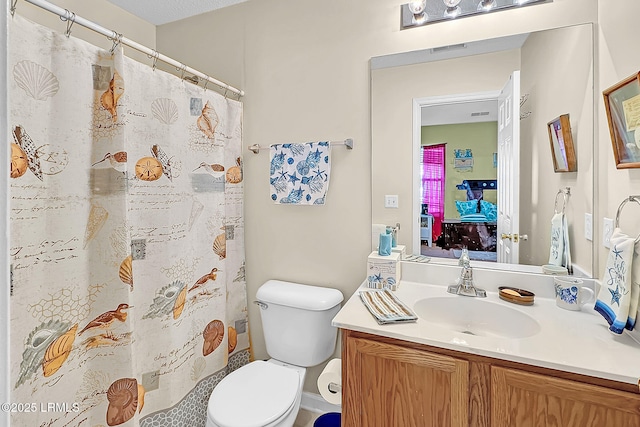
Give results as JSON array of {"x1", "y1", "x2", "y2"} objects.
[{"x1": 105, "y1": 0, "x2": 249, "y2": 26}]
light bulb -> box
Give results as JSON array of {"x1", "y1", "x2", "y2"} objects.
[
  {"x1": 408, "y1": 0, "x2": 426, "y2": 15},
  {"x1": 443, "y1": 0, "x2": 461, "y2": 18},
  {"x1": 478, "y1": 0, "x2": 497, "y2": 11}
]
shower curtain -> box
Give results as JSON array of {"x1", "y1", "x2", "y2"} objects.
[{"x1": 9, "y1": 14, "x2": 249, "y2": 427}]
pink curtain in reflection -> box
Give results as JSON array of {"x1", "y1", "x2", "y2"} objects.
[{"x1": 421, "y1": 144, "x2": 446, "y2": 241}]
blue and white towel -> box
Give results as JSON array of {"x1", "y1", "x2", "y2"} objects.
[
  {"x1": 269, "y1": 142, "x2": 331, "y2": 205},
  {"x1": 594, "y1": 229, "x2": 639, "y2": 333},
  {"x1": 548, "y1": 212, "x2": 572, "y2": 273}
]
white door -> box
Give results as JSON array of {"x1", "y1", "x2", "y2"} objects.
[{"x1": 497, "y1": 71, "x2": 521, "y2": 264}]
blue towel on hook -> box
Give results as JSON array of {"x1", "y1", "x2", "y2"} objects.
[{"x1": 269, "y1": 142, "x2": 331, "y2": 205}]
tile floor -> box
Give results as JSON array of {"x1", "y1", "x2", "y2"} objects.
[{"x1": 293, "y1": 408, "x2": 322, "y2": 427}]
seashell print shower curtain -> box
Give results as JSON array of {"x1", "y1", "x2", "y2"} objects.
[{"x1": 8, "y1": 14, "x2": 249, "y2": 427}]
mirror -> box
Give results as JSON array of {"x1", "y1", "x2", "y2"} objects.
[{"x1": 371, "y1": 23, "x2": 594, "y2": 277}]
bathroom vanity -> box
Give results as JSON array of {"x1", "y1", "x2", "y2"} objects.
[{"x1": 332, "y1": 262, "x2": 640, "y2": 427}]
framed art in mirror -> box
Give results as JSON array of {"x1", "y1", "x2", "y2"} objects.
[
  {"x1": 603, "y1": 72, "x2": 640, "y2": 169},
  {"x1": 547, "y1": 114, "x2": 577, "y2": 172}
]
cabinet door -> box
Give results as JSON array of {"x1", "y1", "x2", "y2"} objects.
[
  {"x1": 492, "y1": 366, "x2": 640, "y2": 427},
  {"x1": 344, "y1": 337, "x2": 469, "y2": 427}
]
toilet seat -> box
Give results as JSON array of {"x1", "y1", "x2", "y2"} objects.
[{"x1": 208, "y1": 360, "x2": 300, "y2": 427}]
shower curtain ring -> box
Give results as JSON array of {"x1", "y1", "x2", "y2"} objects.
[
  {"x1": 10, "y1": 0, "x2": 18, "y2": 17},
  {"x1": 148, "y1": 50, "x2": 159, "y2": 71},
  {"x1": 60, "y1": 10, "x2": 76, "y2": 37},
  {"x1": 203, "y1": 75, "x2": 210, "y2": 91},
  {"x1": 109, "y1": 32, "x2": 123, "y2": 54},
  {"x1": 223, "y1": 87, "x2": 229, "y2": 98},
  {"x1": 179, "y1": 64, "x2": 187, "y2": 80}
]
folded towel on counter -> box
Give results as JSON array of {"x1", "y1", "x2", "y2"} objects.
[
  {"x1": 359, "y1": 289, "x2": 418, "y2": 325},
  {"x1": 269, "y1": 142, "x2": 331, "y2": 205},
  {"x1": 594, "y1": 229, "x2": 638, "y2": 334}
]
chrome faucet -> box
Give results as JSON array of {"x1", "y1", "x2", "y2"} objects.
[{"x1": 447, "y1": 258, "x2": 487, "y2": 297}]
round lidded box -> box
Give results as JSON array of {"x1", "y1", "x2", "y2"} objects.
[{"x1": 498, "y1": 286, "x2": 535, "y2": 306}]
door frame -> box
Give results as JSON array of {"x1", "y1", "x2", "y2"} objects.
[{"x1": 412, "y1": 91, "x2": 501, "y2": 256}]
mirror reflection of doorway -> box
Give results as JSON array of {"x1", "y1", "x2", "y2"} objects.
[
  {"x1": 419, "y1": 125, "x2": 499, "y2": 262},
  {"x1": 416, "y1": 72, "x2": 520, "y2": 263}
]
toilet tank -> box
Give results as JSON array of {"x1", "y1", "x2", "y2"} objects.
[{"x1": 256, "y1": 280, "x2": 343, "y2": 367}]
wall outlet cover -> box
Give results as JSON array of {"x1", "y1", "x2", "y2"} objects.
[
  {"x1": 384, "y1": 195, "x2": 399, "y2": 208},
  {"x1": 603, "y1": 217, "x2": 614, "y2": 249},
  {"x1": 584, "y1": 213, "x2": 592, "y2": 241}
]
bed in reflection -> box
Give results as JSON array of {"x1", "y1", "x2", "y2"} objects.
[{"x1": 438, "y1": 187, "x2": 498, "y2": 261}]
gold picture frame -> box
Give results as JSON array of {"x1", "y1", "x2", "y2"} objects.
[
  {"x1": 547, "y1": 114, "x2": 577, "y2": 172},
  {"x1": 603, "y1": 72, "x2": 640, "y2": 169}
]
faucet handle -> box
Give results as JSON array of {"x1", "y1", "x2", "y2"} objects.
[{"x1": 458, "y1": 247, "x2": 470, "y2": 266}]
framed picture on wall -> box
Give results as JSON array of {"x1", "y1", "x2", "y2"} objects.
[
  {"x1": 547, "y1": 114, "x2": 577, "y2": 172},
  {"x1": 603, "y1": 72, "x2": 640, "y2": 169}
]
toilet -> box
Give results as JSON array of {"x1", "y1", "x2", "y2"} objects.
[{"x1": 206, "y1": 280, "x2": 344, "y2": 427}]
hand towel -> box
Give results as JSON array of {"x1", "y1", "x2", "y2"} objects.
[
  {"x1": 359, "y1": 289, "x2": 418, "y2": 325},
  {"x1": 627, "y1": 234, "x2": 640, "y2": 330},
  {"x1": 548, "y1": 212, "x2": 565, "y2": 266},
  {"x1": 548, "y1": 212, "x2": 572, "y2": 273},
  {"x1": 562, "y1": 214, "x2": 573, "y2": 274},
  {"x1": 269, "y1": 142, "x2": 331, "y2": 205},
  {"x1": 594, "y1": 229, "x2": 637, "y2": 334}
]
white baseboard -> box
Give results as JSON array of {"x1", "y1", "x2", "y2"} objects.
[{"x1": 300, "y1": 391, "x2": 341, "y2": 414}]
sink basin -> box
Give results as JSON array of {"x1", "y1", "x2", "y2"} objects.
[{"x1": 413, "y1": 297, "x2": 540, "y2": 339}]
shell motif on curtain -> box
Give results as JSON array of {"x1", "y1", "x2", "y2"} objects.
[{"x1": 9, "y1": 15, "x2": 249, "y2": 427}]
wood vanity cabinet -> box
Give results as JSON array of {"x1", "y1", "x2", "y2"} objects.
[{"x1": 341, "y1": 330, "x2": 640, "y2": 427}]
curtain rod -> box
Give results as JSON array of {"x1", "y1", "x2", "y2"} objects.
[{"x1": 16, "y1": 0, "x2": 244, "y2": 97}]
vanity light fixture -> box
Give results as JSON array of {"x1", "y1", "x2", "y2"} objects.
[{"x1": 401, "y1": 0, "x2": 552, "y2": 29}]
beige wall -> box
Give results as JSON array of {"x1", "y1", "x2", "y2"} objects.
[{"x1": 157, "y1": 0, "x2": 598, "y2": 393}]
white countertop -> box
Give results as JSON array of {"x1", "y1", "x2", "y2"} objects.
[{"x1": 332, "y1": 266, "x2": 640, "y2": 385}]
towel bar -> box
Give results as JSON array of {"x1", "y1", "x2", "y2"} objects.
[{"x1": 248, "y1": 138, "x2": 353, "y2": 154}]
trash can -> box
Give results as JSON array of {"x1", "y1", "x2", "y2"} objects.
[{"x1": 313, "y1": 412, "x2": 341, "y2": 427}]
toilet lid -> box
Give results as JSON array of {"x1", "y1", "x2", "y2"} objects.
[{"x1": 209, "y1": 361, "x2": 300, "y2": 427}]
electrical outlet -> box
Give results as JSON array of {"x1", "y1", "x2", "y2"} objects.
[
  {"x1": 584, "y1": 213, "x2": 592, "y2": 241},
  {"x1": 603, "y1": 217, "x2": 614, "y2": 249},
  {"x1": 384, "y1": 195, "x2": 399, "y2": 208}
]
